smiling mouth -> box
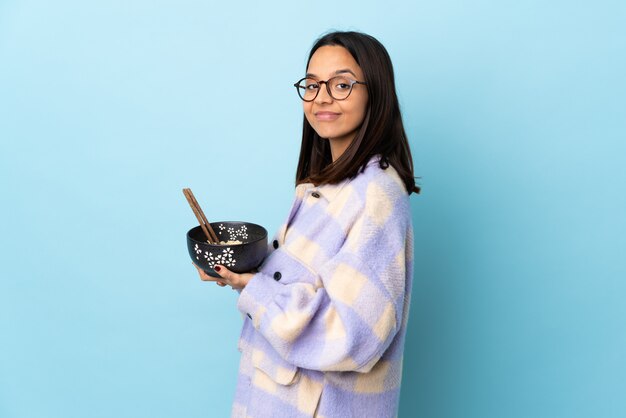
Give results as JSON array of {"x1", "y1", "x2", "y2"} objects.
[{"x1": 315, "y1": 112, "x2": 341, "y2": 121}]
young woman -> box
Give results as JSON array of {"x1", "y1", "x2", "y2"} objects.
[{"x1": 195, "y1": 31, "x2": 420, "y2": 418}]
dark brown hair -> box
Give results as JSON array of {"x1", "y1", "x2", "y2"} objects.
[{"x1": 295, "y1": 31, "x2": 420, "y2": 195}]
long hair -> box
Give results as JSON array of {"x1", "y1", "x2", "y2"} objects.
[{"x1": 295, "y1": 31, "x2": 420, "y2": 195}]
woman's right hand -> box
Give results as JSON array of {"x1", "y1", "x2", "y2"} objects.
[{"x1": 193, "y1": 263, "x2": 228, "y2": 287}]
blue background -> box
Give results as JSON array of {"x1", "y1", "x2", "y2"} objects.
[{"x1": 1, "y1": 1, "x2": 625, "y2": 417}]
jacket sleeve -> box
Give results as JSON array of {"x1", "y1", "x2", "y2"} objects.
[{"x1": 236, "y1": 193, "x2": 410, "y2": 373}]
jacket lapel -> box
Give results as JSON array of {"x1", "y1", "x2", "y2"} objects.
[{"x1": 278, "y1": 183, "x2": 309, "y2": 243}]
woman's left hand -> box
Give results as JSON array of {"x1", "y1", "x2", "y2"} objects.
[{"x1": 194, "y1": 263, "x2": 254, "y2": 290}]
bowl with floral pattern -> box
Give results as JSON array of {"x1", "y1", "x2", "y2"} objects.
[{"x1": 187, "y1": 221, "x2": 268, "y2": 278}]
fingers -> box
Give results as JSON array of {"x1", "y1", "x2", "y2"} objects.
[
  {"x1": 195, "y1": 266, "x2": 211, "y2": 281},
  {"x1": 213, "y1": 264, "x2": 229, "y2": 278},
  {"x1": 193, "y1": 263, "x2": 223, "y2": 284},
  {"x1": 213, "y1": 265, "x2": 254, "y2": 290},
  {"x1": 193, "y1": 262, "x2": 240, "y2": 289},
  {"x1": 213, "y1": 264, "x2": 239, "y2": 289}
]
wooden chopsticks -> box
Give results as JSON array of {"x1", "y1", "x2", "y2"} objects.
[{"x1": 183, "y1": 188, "x2": 219, "y2": 243}]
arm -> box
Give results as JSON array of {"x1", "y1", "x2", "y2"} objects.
[{"x1": 236, "y1": 197, "x2": 410, "y2": 373}]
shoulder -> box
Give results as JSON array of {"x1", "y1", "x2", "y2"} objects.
[
  {"x1": 351, "y1": 156, "x2": 409, "y2": 207},
  {"x1": 341, "y1": 156, "x2": 412, "y2": 255}
]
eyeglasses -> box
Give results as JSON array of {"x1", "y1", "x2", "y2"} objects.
[{"x1": 293, "y1": 76, "x2": 367, "y2": 102}]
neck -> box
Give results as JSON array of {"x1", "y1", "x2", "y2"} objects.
[{"x1": 329, "y1": 135, "x2": 354, "y2": 162}]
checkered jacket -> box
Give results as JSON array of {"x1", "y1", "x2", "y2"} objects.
[{"x1": 233, "y1": 155, "x2": 414, "y2": 417}]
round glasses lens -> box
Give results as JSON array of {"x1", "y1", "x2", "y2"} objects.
[
  {"x1": 329, "y1": 77, "x2": 353, "y2": 100},
  {"x1": 298, "y1": 78, "x2": 319, "y2": 101}
]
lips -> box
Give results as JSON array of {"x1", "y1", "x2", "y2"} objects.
[{"x1": 315, "y1": 111, "x2": 341, "y2": 121}]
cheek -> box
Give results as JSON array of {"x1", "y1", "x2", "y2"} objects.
[
  {"x1": 345, "y1": 88, "x2": 367, "y2": 117},
  {"x1": 303, "y1": 102, "x2": 315, "y2": 124},
  {"x1": 348, "y1": 100, "x2": 368, "y2": 127}
]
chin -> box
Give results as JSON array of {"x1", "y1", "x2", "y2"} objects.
[{"x1": 314, "y1": 128, "x2": 344, "y2": 139}]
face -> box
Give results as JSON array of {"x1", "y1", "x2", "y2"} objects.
[{"x1": 303, "y1": 45, "x2": 369, "y2": 146}]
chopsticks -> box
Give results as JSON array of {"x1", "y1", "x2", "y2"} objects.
[{"x1": 182, "y1": 188, "x2": 219, "y2": 243}]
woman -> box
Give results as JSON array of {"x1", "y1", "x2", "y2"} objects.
[{"x1": 195, "y1": 31, "x2": 420, "y2": 417}]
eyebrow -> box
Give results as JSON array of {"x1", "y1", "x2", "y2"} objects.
[{"x1": 306, "y1": 68, "x2": 358, "y2": 78}]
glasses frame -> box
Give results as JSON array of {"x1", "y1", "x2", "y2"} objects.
[{"x1": 293, "y1": 76, "x2": 367, "y2": 102}]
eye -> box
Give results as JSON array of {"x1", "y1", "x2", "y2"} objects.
[
  {"x1": 331, "y1": 77, "x2": 352, "y2": 91},
  {"x1": 302, "y1": 78, "x2": 319, "y2": 90}
]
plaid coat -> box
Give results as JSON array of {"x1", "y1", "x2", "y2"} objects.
[{"x1": 232, "y1": 155, "x2": 414, "y2": 418}]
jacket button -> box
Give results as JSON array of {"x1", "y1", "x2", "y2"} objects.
[
  {"x1": 246, "y1": 313, "x2": 252, "y2": 319},
  {"x1": 272, "y1": 239, "x2": 279, "y2": 249},
  {"x1": 311, "y1": 192, "x2": 321, "y2": 198},
  {"x1": 273, "y1": 271, "x2": 282, "y2": 281}
]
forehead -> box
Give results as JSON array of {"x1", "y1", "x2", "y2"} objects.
[{"x1": 306, "y1": 45, "x2": 363, "y2": 78}]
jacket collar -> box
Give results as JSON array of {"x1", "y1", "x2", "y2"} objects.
[{"x1": 295, "y1": 155, "x2": 382, "y2": 202}]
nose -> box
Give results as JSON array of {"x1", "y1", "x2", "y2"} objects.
[{"x1": 314, "y1": 81, "x2": 333, "y2": 104}]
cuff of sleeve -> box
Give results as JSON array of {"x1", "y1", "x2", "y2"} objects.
[
  {"x1": 236, "y1": 271, "x2": 283, "y2": 322},
  {"x1": 236, "y1": 248, "x2": 317, "y2": 325}
]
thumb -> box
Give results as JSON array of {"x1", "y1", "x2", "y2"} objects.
[{"x1": 213, "y1": 264, "x2": 232, "y2": 279}]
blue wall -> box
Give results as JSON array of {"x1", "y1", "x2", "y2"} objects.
[{"x1": 1, "y1": 1, "x2": 624, "y2": 417}]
